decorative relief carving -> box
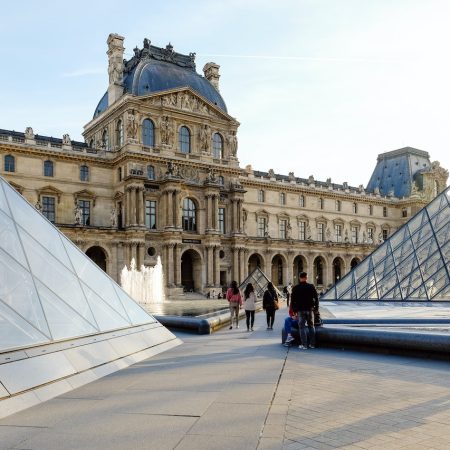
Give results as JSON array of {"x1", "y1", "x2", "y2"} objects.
[
  {"x1": 160, "y1": 115, "x2": 173, "y2": 145},
  {"x1": 227, "y1": 131, "x2": 238, "y2": 157},
  {"x1": 199, "y1": 124, "x2": 210, "y2": 152},
  {"x1": 126, "y1": 110, "x2": 139, "y2": 140}
]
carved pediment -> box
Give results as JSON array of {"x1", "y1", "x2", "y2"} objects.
[
  {"x1": 8, "y1": 181, "x2": 24, "y2": 194},
  {"x1": 36, "y1": 185, "x2": 63, "y2": 203},
  {"x1": 73, "y1": 189, "x2": 97, "y2": 206},
  {"x1": 113, "y1": 191, "x2": 124, "y2": 201},
  {"x1": 141, "y1": 87, "x2": 235, "y2": 122}
]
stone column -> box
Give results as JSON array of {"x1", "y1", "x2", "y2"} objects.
[
  {"x1": 110, "y1": 243, "x2": 118, "y2": 282},
  {"x1": 130, "y1": 187, "x2": 137, "y2": 226},
  {"x1": 167, "y1": 243, "x2": 174, "y2": 286},
  {"x1": 282, "y1": 263, "x2": 288, "y2": 287},
  {"x1": 138, "y1": 187, "x2": 145, "y2": 227},
  {"x1": 237, "y1": 200, "x2": 243, "y2": 233},
  {"x1": 166, "y1": 190, "x2": 173, "y2": 228},
  {"x1": 239, "y1": 248, "x2": 246, "y2": 283},
  {"x1": 232, "y1": 247, "x2": 239, "y2": 282},
  {"x1": 174, "y1": 190, "x2": 181, "y2": 229},
  {"x1": 214, "y1": 246, "x2": 221, "y2": 286},
  {"x1": 130, "y1": 241, "x2": 137, "y2": 264},
  {"x1": 125, "y1": 188, "x2": 131, "y2": 227},
  {"x1": 175, "y1": 244, "x2": 182, "y2": 286},
  {"x1": 213, "y1": 195, "x2": 219, "y2": 230},
  {"x1": 205, "y1": 195, "x2": 211, "y2": 230},
  {"x1": 206, "y1": 245, "x2": 214, "y2": 286},
  {"x1": 138, "y1": 242, "x2": 145, "y2": 268}
]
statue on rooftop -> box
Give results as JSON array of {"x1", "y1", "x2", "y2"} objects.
[{"x1": 62, "y1": 134, "x2": 71, "y2": 146}]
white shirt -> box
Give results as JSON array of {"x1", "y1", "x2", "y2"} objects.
[{"x1": 244, "y1": 291, "x2": 257, "y2": 311}]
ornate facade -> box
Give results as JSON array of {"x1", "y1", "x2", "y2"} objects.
[{"x1": 0, "y1": 34, "x2": 448, "y2": 297}]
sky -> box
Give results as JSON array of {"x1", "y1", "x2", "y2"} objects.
[{"x1": 1, "y1": 0, "x2": 450, "y2": 187}]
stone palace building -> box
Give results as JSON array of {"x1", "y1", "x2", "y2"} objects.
[{"x1": 0, "y1": 34, "x2": 448, "y2": 297}]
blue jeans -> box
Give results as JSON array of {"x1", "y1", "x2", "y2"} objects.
[
  {"x1": 284, "y1": 316, "x2": 296, "y2": 334},
  {"x1": 298, "y1": 310, "x2": 315, "y2": 347}
]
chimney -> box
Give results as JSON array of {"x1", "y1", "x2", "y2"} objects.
[
  {"x1": 203, "y1": 62, "x2": 220, "y2": 91},
  {"x1": 107, "y1": 33, "x2": 125, "y2": 106}
]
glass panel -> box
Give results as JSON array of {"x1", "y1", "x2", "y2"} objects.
[
  {"x1": 426, "y1": 192, "x2": 448, "y2": 218},
  {"x1": 321, "y1": 287, "x2": 335, "y2": 300},
  {"x1": 408, "y1": 285, "x2": 429, "y2": 300},
  {"x1": 389, "y1": 227, "x2": 409, "y2": 252},
  {"x1": 352, "y1": 258, "x2": 371, "y2": 283},
  {"x1": 383, "y1": 285, "x2": 403, "y2": 300},
  {"x1": 432, "y1": 282, "x2": 450, "y2": 301},
  {"x1": 0, "y1": 180, "x2": 11, "y2": 216},
  {"x1": 362, "y1": 285, "x2": 379, "y2": 300},
  {"x1": 18, "y1": 228, "x2": 96, "y2": 327},
  {"x1": 424, "y1": 268, "x2": 449, "y2": 299},
  {"x1": 441, "y1": 240, "x2": 450, "y2": 264},
  {"x1": 0, "y1": 300, "x2": 49, "y2": 352},
  {"x1": 421, "y1": 250, "x2": 443, "y2": 277},
  {"x1": 395, "y1": 253, "x2": 417, "y2": 283},
  {"x1": 35, "y1": 279, "x2": 98, "y2": 340},
  {"x1": 407, "y1": 211, "x2": 428, "y2": 236},
  {"x1": 410, "y1": 222, "x2": 433, "y2": 249},
  {"x1": 374, "y1": 253, "x2": 396, "y2": 282},
  {"x1": 113, "y1": 284, "x2": 155, "y2": 325},
  {"x1": 392, "y1": 238, "x2": 414, "y2": 266},
  {"x1": 61, "y1": 237, "x2": 129, "y2": 321},
  {"x1": 415, "y1": 237, "x2": 438, "y2": 265},
  {"x1": 0, "y1": 247, "x2": 50, "y2": 337},
  {"x1": 400, "y1": 267, "x2": 423, "y2": 297},
  {"x1": 436, "y1": 223, "x2": 450, "y2": 248},
  {"x1": 0, "y1": 209, "x2": 28, "y2": 267},
  {"x1": 371, "y1": 243, "x2": 390, "y2": 267},
  {"x1": 355, "y1": 272, "x2": 376, "y2": 298},
  {"x1": 377, "y1": 270, "x2": 399, "y2": 297},
  {"x1": 430, "y1": 207, "x2": 450, "y2": 233},
  {"x1": 82, "y1": 283, "x2": 130, "y2": 331},
  {"x1": 4, "y1": 182, "x2": 72, "y2": 269},
  {"x1": 336, "y1": 274, "x2": 353, "y2": 297}
]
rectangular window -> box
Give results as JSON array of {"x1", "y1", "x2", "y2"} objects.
[
  {"x1": 299, "y1": 195, "x2": 305, "y2": 207},
  {"x1": 145, "y1": 200, "x2": 157, "y2": 229},
  {"x1": 258, "y1": 217, "x2": 267, "y2": 237},
  {"x1": 402, "y1": 208, "x2": 408, "y2": 218},
  {"x1": 279, "y1": 219, "x2": 287, "y2": 239},
  {"x1": 334, "y1": 224, "x2": 342, "y2": 242},
  {"x1": 78, "y1": 200, "x2": 91, "y2": 226},
  {"x1": 382, "y1": 229, "x2": 389, "y2": 240},
  {"x1": 258, "y1": 190, "x2": 265, "y2": 202},
  {"x1": 218, "y1": 207, "x2": 225, "y2": 234},
  {"x1": 367, "y1": 227, "x2": 374, "y2": 242},
  {"x1": 335, "y1": 200, "x2": 341, "y2": 211},
  {"x1": 368, "y1": 205, "x2": 373, "y2": 215},
  {"x1": 280, "y1": 193, "x2": 286, "y2": 205},
  {"x1": 383, "y1": 206, "x2": 388, "y2": 218},
  {"x1": 352, "y1": 203, "x2": 358, "y2": 214},
  {"x1": 317, "y1": 223, "x2": 324, "y2": 242},
  {"x1": 42, "y1": 196, "x2": 55, "y2": 223},
  {"x1": 299, "y1": 221, "x2": 306, "y2": 240},
  {"x1": 318, "y1": 198, "x2": 324, "y2": 209},
  {"x1": 351, "y1": 226, "x2": 358, "y2": 243}
]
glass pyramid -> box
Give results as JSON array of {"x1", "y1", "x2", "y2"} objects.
[
  {"x1": 322, "y1": 186, "x2": 450, "y2": 301},
  {"x1": 0, "y1": 175, "x2": 158, "y2": 353},
  {"x1": 239, "y1": 267, "x2": 284, "y2": 299}
]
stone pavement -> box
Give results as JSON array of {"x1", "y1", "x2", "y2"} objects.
[{"x1": 1, "y1": 305, "x2": 450, "y2": 450}]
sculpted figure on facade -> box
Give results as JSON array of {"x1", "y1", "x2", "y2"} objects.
[
  {"x1": 35, "y1": 200, "x2": 42, "y2": 212},
  {"x1": 110, "y1": 207, "x2": 117, "y2": 228},
  {"x1": 74, "y1": 206, "x2": 83, "y2": 225},
  {"x1": 25, "y1": 127, "x2": 34, "y2": 140},
  {"x1": 306, "y1": 223, "x2": 312, "y2": 240},
  {"x1": 160, "y1": 116, "x2": 173, "y2": 145},
  {"x1": 288, "y1": 172, "x2": 295, "y2": 182},
  {"x1": 268, "y1": 168, "x2": 275, "y2": 179},
  {"x1": 126, "y1": 111, "x2": 139, "y2": 140},
  {"x1": 199, "y1": 124, "x2": 210, "y2": 152},
  {"x1": 181, "y1": 92, "x2": 192, "y2": 110},
  {"x1": 227, "y1": 131, "x2": 238, "y2": 157},
  {"x1": 326, "y1": 226, "x2": 332, "y2": 242},
  {"x1": 62, "y1": 134, "x2": 71, "y2": 145},
  {"x1": 108, "y1": 61, "x2": 123, "y2": 84}
]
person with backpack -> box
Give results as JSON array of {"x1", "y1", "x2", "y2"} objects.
[
  {"x1": 290, "y1": 272, "x2": 318, "y2": 349},
  {"x1": 263, "y1": 282, "x2": 278, "y2": 330},
  {"x1": 226, "y1": 280, "x2": 242, "y2": 329},
  {"x1": 243, "y1": 283, "x2": 257, "y2": 331}
]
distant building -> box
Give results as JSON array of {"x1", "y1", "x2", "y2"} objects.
[{"x1": 0, "y1": 34, "x2": 448, "y2": 296}]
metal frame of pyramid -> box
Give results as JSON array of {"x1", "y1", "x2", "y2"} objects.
[
  {"x1": 0, "y1": 175, "x2": 181, "y2": 418},
  {"x1": 239, "y1": 267, "x2": 284, "y2": 299},
  {"x1": 322, "y1": 186, "x2": 450, "y2": 301}
]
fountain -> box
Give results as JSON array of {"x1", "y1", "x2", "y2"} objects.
[{"x1": 120, "y1": 256, "x2": 165, "y2": 304}]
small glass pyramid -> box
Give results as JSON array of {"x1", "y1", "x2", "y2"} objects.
[
  {"x1": 239, "y1": 267, "x2": 284, "y2": 299},
  {"x1": 0, "y1": 175, "x2": 157, "y2": 353},
  {"x1": 322, "y1": 186, "x2": 450, "y2": 301}
]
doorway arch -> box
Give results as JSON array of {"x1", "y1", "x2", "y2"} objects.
[
  {"x1": 181, "y1": 249, "x2": 202, "y2": 292},
  {"x1": 313, "y1": 256, "x2": 326, "y2": 289},
  {"x1": 350, "y1": 257, "x2": 360, "y2": 270},
  {"x1": 86, "y1": 246, "x2": 107, "y2": 272},
  {"x1": 248, "y1": 253, "x2": 264, "y2": 274},
  {"x1": 271, "y1": 254, "x2": 286, "y2": 287},
  {"x1": 332, "y1": 257, "x2": 344, "y2": 283},
  {"x1": 293, "y1": 255, "x2": 307, "y2": 283}
]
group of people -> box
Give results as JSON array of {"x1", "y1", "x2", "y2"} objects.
[{"x1": 225, "y1": 272, "x2": 319, "y2": 350}]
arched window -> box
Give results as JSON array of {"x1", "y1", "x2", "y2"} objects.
[
  {"x1": 142, "y1": 119, "x2": 155, "y2": 147},
  {"x1": 116, "y1": 120, "x2": 123, "y2": 147},
  {"x1": 318, "y1": 197, "x2": 324, "y2": 209},
  {"x1": 102, "y1": 130, "x2": 109, "y2": 150},
  {"x1": 299, "y1": 195, "x2": 305, "y2": 207},
  {"x1": 182, "y1": 198, "x2": 196, "y2": 231},
  {"x1": 44, "y1": 160, "x2": 54, "y2": 177},
  {"x1": 147, "y1": 165, "x2": 155, "y2": 180},
  {"x1": 280, "y1": 192, "x2": 286, "y2": 205},
  {"x1": 179, "y1": 126, "x2": 191, "y2": 153},
  {"x1": 4, "y1": 155, "x2": 15, "y2": 172},
  {"x1": 212, "y1": 133, "x2": 223, "y2": 159},
  {"x1": 352, "y1": 202, "x2": 358, "y2": 214},
  {"x1": 80, "y1": 165, "x2": 89, "y2": 182}
]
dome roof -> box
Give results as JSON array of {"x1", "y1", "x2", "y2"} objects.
[{"x1": 94, "y1": 41, "x2": 227, "y2": 118}]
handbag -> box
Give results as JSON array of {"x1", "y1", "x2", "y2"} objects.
[{"x1": 273, "y1": 292, "x2": 279, "y2": 310}]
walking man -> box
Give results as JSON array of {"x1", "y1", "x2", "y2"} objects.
[{"x1": 290, "y1": 272, "x2": 318, "y2": 349}]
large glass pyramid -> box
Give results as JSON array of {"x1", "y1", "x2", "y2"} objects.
[
  {"x1": 322, "y1": 186, "x2": 450, "y2": 301},
  {"x1": 0, "y1": 175, "x2": 161, "y2": 353}
]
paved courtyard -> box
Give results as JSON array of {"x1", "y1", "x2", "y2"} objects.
[{"x1": 1, "y1": 305, "x2": 450, "y2": 450}]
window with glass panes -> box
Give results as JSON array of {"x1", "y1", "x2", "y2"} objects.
[
  {"x1": 279, "y1": 219, "x2": 287, "y2": 239},
  {"x1": 318, "y1": 198, "x2": 324, "y2": 209},
  {"x1": 116, "y1": 120, "x2": 123, "y2": 147},
  {"x1": 145, "y1": 200, "x2": 157, "y2": 229},
  {"x1": 383, "y1": 206, "x2": 387, "y2": 217},
  {"x1": 42, "y1": 196, "x2": 55, "y2": 223},
  {"x1": 280, "y1": 193, "x2": 286, "y2": 205},
  {"x1": 179, "y1": 126, "x2": 191, "y2": 153},
  {"x1": 142, "y1": 119, "x2": 155, "y2": 147},
  {"x1": 218, "y1": 208, "x2": 225, "y2": 233},
  {"x1": 382, "y1": 229, "x2": 389, "y2": 240},
  {"x1": 258, "y1": 190, "x2": 265, "y2": 202},
  {"x1": 212, "y1": 133, "x2": 223, "y2": 159},
  {"x1": 351, "y1": 226, "x2": 359, "y2": 243},
  {"x1": 334, "y1": 224, "x2": 342, "y2": 242},
  {"x1": 182, "y1": 198, "x2": 196, "y2": 231},
  {"x1": 298, "y1": 221, "x2": 306, "y2": 240},
  {"x1": 44, "y1": 160, "x2": 54, "y2": 177},
  {"x1": 147, "y1": 165, "x2": 155, "y2": 180},
  {"x1": 4, "y1": 155, "x2": 15, "y2": 172},
  {"x1": 299, "y1": 195, "x2": 305, "y2": 207},
  {"x1": 335, "y1": 200, "x2": 341, "y2": 211},
  {"x1": 352, "y1": 202, "x2": 358, "y2": 213},
  {"x1": 257, "y1": 217, "x2": 267, "y2": 237},
  {"x1": 80, "y1": 165, "x2": 89, "y2": 181},
  {"x1": 368, "y1": 204, "x2": 373, "y2": 215},
  {"x1": 78, "y1": 200, "x2": 90, "y2": 226},
  {"x1": 367, "y1": 227, "x2": 374, "y2": 242},
  {"x1": 317, "y1": 223, "x2": 324, "y2": 241}
]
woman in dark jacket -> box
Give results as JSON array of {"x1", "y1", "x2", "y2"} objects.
[{"x1": 263, "y1": 282, "x2": 278, "y2": 330}]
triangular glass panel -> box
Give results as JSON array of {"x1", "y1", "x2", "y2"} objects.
[
  {"x1": 432, "y1": 283, "x2": 450, "y2": 301},
  {"x1": 409, "y1": 285, "x2": 429, "y2": 301},
  {"x1": 424, "y1": 268, "x2": 449, "y2": 299},
  {"x1": 61, "y1": 236, "x2": 130, "y2": 321},
  {"x1": 112, "y1": 283, "x2": 156, "y2": 325},
  {"x1": 0, "y1": 209, "x2": 28, "y2": 267},
  {"x1": 18, "y1": 228, "x2": 97, "y2": 327},
  {"x1": 0, "y1": 181, "x2": 11, "y2": 217},
  {"x1": 407, "y1": 210, "x2": 428, "y2": 236},
  {"x1": 3, "y1": 180, "x2": 72, "y2": 269},
  {"x1": 35, "y1": 279, "x2": 99, "y2": 340},
  {"x1": 336, "y1": 273, "x2": 353, "y2": 297},
  {"x1": 0, "y1": 300, "x2": 49, "y2": 350},
  {"x1": 415, "y1": 237, "x2": 438, "y2": 265},
  {"x1": 389, "y1": 227, "x2": 410, "y2": 252},
  {"x1": 371, "y1": 242, "x2": 390, "y2": 267},
  {"x1": 430, "y1": 207, "x2": 450, "y2": 233},
  {"x1": 0, "y1": 247, "x2": 50, "y2": 338},
  {"x1": 426, "y1": 191, "x2": 449, "y2": 218},
  {"x1": 81, "y1": 283, "x2": 131, "y2": 332},
  {"x1": 377, "y1": 270, "x2": 399, "y2": 298},
  {"x1": 383, "y1": 285, "x2": 403, "y2": 300},
  {"x1": 321, "y1": 287, "x2": 336, "y2": 300}
]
